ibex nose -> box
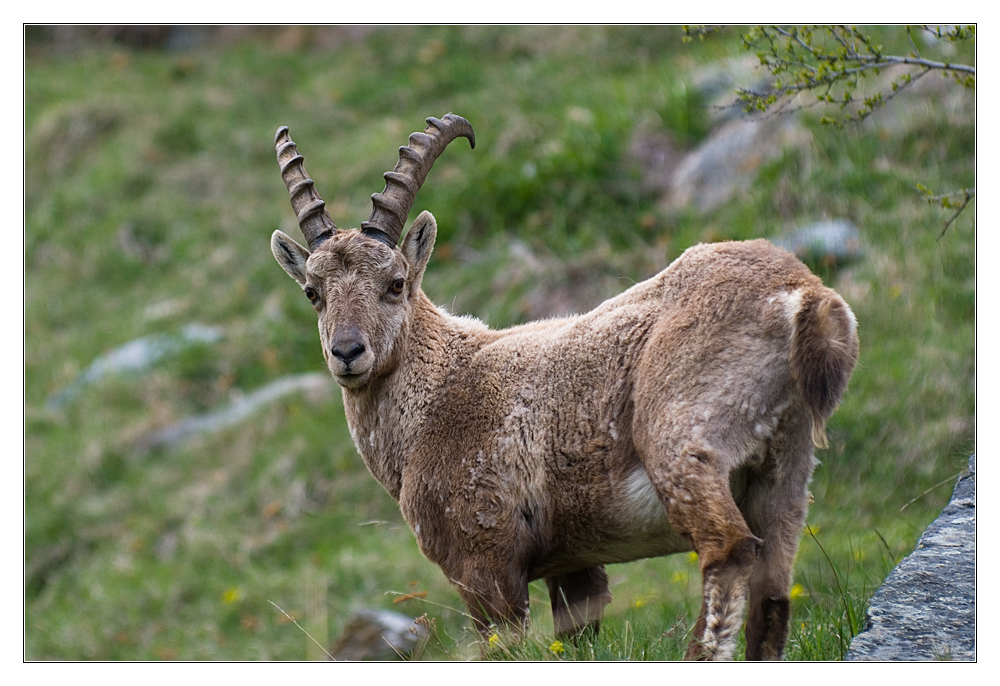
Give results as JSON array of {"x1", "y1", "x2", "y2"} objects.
[{"x1": 331, "y1": 327, "x2": 366, "y2": 366}]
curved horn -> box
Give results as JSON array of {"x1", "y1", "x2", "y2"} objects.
[
  {"x1": 275, "y1": 126, "x2": 337, "y2": 251},
  {"x1": 361, "y1": 114, "x2": 475, "y2": 247}
]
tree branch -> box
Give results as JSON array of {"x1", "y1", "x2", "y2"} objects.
[
  {"x1": 933, "y1": 188, "x2": 976, "y2": 239},
  {"x1": 854, "y1": 54, "x2": 974, "y2": 74},
  {"x1": 684, "y1": 25, "x2": 976, "y2": 237}
]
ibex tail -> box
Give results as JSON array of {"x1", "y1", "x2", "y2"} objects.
[{"x1": 789, "y1": 289, "x2": 860, "y2": 448}]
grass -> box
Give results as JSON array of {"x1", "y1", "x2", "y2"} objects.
[{"x1": 24, "y1": 26, "x2": 974, "y2": 660}]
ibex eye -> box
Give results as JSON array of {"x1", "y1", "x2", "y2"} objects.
[
  {"x1": 304, "y1": 286, "x2": 318, "y2": 302},
  {"x1": 391, "y1": 279, "x2": 405, "y2": 295}
]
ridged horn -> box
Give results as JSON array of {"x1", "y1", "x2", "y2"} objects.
[
  {"x1": 275, "y1": 126, "x2": 337, "y2": 251},
  {"x1": 361, "y1": 114, "x2": 475, "y2": 247}
]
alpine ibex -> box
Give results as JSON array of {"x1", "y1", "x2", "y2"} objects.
[{"x1": 271, "y1": 114, "x2": 859, "y2": 660}]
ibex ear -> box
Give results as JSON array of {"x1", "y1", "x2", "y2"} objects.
[
  {"x1": 271, "y1": 230, "x2": 311, "y2": 286},
  {"x1": 401, "y1": 211, "x2": 437, "y2": 289}
]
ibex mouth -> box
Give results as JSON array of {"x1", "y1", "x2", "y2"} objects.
[
  {"x1": 330, "y1": 355, "x2": 375, "y2": 388},
  {"x1": 332, "y1": 369, "x2": 371, "y2": 389}
]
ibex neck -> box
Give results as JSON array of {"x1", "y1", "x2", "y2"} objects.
[{"x1": 341, "y1": 292, "x2": 491, "y2": 500}]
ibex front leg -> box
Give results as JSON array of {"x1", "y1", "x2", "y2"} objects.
[
  {"x1": 545, "y1": 565, "x2": 613, "y2": 638},
  {"x1": 453, "y1": 563, "x2": 531, "y2": 645},
  {"x1": 643, "y1": 447, "x2": 761, "y2": 661}
]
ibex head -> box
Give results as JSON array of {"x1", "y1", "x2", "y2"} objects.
[{"x1": 271, "y1": 115, "x2": 475, "y2": 389}]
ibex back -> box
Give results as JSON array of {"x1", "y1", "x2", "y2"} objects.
[{"x1": 270, "y1": 114, "x2": 859, "y2": 660}]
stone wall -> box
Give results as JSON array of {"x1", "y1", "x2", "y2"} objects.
[{"x1": 846, "y1": 455, "x2": 976, "y2": 661}]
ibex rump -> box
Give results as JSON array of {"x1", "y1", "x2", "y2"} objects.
[{"x1": 271, "y1": 114, "x2": 859, "y2": 660}]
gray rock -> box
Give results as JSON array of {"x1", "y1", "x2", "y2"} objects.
[
  {"x1": 329, "y1": 609, "x2": 429, "y2": 661},
  {"x1": 47, "y1": 323, "x2": 223, "y2": 409},
  {"x1": 772, "y1": 220, "x2": 863, "y2": 266},
  {"x1": 846, "y1": 455, "x2": 976, "y2": 661},
  {"x1": 137, "y1": 372, "x2": 334, "y2": 453},
  {"x1": 629, "y1": 55, "x2": 811, "y2": 215},
  {"x1": 668, "y1": 116, "x2": 811, "y2": 213}
]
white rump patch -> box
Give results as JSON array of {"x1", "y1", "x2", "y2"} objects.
[
  {"x1": 781, "y1": 289, "x2": 804, "y2": 322},
  {"x1": 844, "y1": 300, "x2": 858, "y2": 331}
]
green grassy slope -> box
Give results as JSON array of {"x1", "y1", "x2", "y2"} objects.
[{"x1": 25, "y1": 26, "x2": 973, "y2": 660}]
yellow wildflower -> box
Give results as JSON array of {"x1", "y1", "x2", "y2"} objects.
[
  {"x1": 488, "y1": 633, "x2": 500, "y2": 649},
  {"x1": 789, "y1": 584, "x2": 805, "y2": 600},
  {"x1": 634, "y1": 597, "x2": 646, "y2": 609},
  {"x1": 549, "y1": 640, "x2": 564, "y2": 655},
  {"x1": 687, "y1": 552, "x2": 698, "y2": 563},
  {"x1": 222, "y1": 587, "x2": 242, "y2": 604}
]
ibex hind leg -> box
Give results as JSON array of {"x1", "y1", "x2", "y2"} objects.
[
  {"x1": 741, "y1": 410, "x2": 816, "y2": 660},
  {"x1": 545, "y1": 565, "x2": 613, "y2": 639},
  {"x1": 639, "y1": 444, "x2": 761, "y2": 661},
  {"x1": 685, "y1": 537, "x2": 757, "y2": 660}
]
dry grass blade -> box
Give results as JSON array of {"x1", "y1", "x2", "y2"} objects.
[{"x1": 268, "y1": 599, "x2": 336, "y2": 661}]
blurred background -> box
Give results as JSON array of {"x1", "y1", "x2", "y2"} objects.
[{"x1": 24, "y1": 25, "x2": 974, "y2": 660}]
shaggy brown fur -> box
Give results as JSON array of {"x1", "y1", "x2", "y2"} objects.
[{"x1": 271, "y1": 121, "x2": 859, "y2": 661}]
